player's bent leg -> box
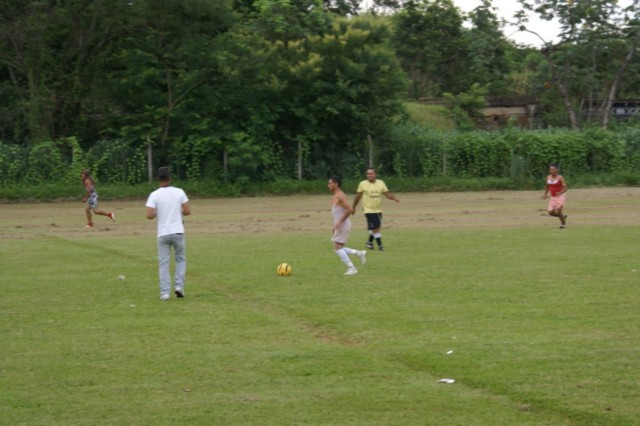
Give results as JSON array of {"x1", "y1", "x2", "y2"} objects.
[
  {"x1": 557, "y1": 207, "x2": 566, "y2": 226},
  {"x1": 366, "y1": 230, "x2": 374, "y2": 249},
  {"x1": 343, "y1": 247, "x2": 367, "y2": 265},
  {"x1": 334, "y1": 246, "x2": 356, "y2": 274}
]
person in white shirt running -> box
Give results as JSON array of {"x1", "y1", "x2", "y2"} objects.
[
  {"x1": 146, "y1": 167, "x2": 191, "y2": 301},
  {"x1": 328, "y1": 175, "x2": 367, "y2": 275}
]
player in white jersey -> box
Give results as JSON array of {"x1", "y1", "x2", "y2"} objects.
[
  {"x1": 328, "y1": 176, "x2": 367, "y2": 275},
  {"x1": 146, "y1": 167, "x2": 191, "y2": 300}
]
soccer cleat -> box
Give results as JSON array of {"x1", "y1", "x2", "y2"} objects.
[
  {"x1": 365, "y1": 241, "x2": 374, "y2": 249},
  {"x1": 344, "y1": 267, "x2": 358, "y2": 275},
  {"x1": 379, "y1": 245, "x2": 385, "y2": 251},
  {"x1": 357, "y1": 250, "x2": 367, "y2": 265},
  {"x1": 559, "y1": 225, "x2": 566, "y2": 229},
  {"x1": 160, "y1": 294, "x2": 170, "y2": 301},
  {"x1": 110, "y1": 213, "x2": 116, "y2": 222},
  {"x1": 175, "y1": 288, "x2": 184, "y2": 298}
]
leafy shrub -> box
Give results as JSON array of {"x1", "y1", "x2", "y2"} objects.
[
  {"x1": 0, "y1": 142, "x2": 28, "y2": 183},
  {"x1": 87, "y1": 139, "x2": 145, "y2": 185}
]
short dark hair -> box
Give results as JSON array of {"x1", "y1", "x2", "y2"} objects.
[
  {"x1": 329, "y1": 175, "x2": 342, "y2": 187},
  {"x1": 549, "y1": 163, "x2": 559, "y2": 169},
  {"x1": 157, "y1": 167, "x2": 171, "y2": 182}
]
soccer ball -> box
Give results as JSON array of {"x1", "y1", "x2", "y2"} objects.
[{"x1": 277, "y1": 263, "x2": 292, "y2": 276}]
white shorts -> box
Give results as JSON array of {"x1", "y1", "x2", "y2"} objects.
[{"x1": 331, "y1": 220, "x2": 351, "y2": 245}]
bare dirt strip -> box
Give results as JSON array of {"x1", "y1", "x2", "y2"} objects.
[{"x1": 1, "y1": 187, "x2": 639, "y2": 239}]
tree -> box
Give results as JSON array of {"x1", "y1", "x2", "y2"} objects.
[
  {"x1": 392, "y1": 0, "x2": 468, "y2": 98},
  {"x1": 443, "y1": 83, "x2": 488, "y2": 131},
  {"x1": 102, "y1": 0, "x2": 236, "y2": 171},
  {"x1": 0, "y1": 0, "x2": 137, "y2": 144},
  {"x1": 464, "y1": 0, "x2": 512, "y2": 95},
  {"x1": 515, "y1": 0, "x2": 640, "y2": 129}
]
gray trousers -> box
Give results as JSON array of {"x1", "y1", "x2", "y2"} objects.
[{"x1": 157, "y1": 233, "x2": 186, "y2": 296}]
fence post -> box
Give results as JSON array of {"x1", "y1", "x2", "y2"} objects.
[{"x1": 223, "y1": 150, "x2": 228, "y2": 184}]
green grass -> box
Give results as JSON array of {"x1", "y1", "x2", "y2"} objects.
[
  {"x1": 1, "y1": 192, "x2": 640, "y2": 425},
  {"x1": 405, "y1": 101, "x2": 455, "y2": 131}
]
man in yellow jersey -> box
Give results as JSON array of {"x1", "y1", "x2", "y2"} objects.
[{"x1": 352, "y1": 168, "x2": 399, "y2": 251}]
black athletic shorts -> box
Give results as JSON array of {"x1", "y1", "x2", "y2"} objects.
[{"x1": 365, "y1": 213, "x2": 382, "y2": 230}]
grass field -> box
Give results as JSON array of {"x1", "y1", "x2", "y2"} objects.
[{"x1": 1, "y1": 188, "x2": 639, "y2": 425}]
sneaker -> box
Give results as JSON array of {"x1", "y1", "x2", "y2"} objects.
[
  {"x1": 85, "y1": 224, "x2": 93, "y2": 228},
  {"x1": 160, "y1": 294, "x2": 170, "y2": 301},
  {"x1": 559, "y1": 225, "x2": 566, "y2": 229},
  {"x1": 379, "y1": 245, "x2": 385, "y2": 251},
  {"x1": 175, "y1": 288, "x2": 184, "y2": 298},
  {"x1": 365, "y1": 241, "x2": 374, "y2": 250},
  {"x1": 357, "y1": 250, "x2": 367, "y2": 265},
  {"x1": 344, "y1": 267, "x2": 358, "y2": 275},
  {"x1": 110, "y1": 213, "x2": 116, "y2": 222}
]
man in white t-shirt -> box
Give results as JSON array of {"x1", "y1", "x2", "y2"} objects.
[{"x1": 146, "y1": 167, "x2": 191, "y2": 301}]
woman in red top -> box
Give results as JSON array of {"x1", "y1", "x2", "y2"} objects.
[{"x1": 542, "y1": 163, "x2": 568, "y2": 228}]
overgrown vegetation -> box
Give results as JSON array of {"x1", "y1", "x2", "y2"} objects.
[{"x1": 2, "y1": 127, "x2": 640, "y2": 200}]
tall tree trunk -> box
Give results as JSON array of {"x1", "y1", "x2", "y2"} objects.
[
  {"x1": 297, "y1": 140, "x2": 303, "y2": 181},
  {"x1": 597, "y1": 30, "x2": 640, "y2": 129},
  {"x1": 160, "y1": 66, "x2": 173, "y2": 147},
  {"x1": 541, "y1": 47, "x2": 580, "y2": 129},
  {"x1": 147, "y1": 136, "x2": 153, "y2": 183},
  {"x1": 27, "y1": 67, "x2": 50, "y2": 143},
  {"x1": 587, "y1": 42, "x2": 597, "y2": 122}
]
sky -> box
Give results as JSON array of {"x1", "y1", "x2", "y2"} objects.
[
  {"x1": 452, "y1": 0, "x2": 559, "y2": 47},
  {"x1": 454, "y1": 0, "x2": 636, "y2": 47}
]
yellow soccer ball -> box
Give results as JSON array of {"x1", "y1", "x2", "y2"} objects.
[{"x1": 277, "y1": 263, "x2": 292, "y2": 276}]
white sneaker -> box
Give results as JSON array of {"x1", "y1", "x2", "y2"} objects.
[
  {"x1": 175, "y1": 288, "x2": 184, "y2": 298},
  {"x1": 357, "y1": 250, "x2": 367, "y2": 265},
  {"x1": 160, "y1": 294, "x2": 170, "y2": 301},
  {"x1": 344, "y1": 267, "x2": 358, "y2": 275}
]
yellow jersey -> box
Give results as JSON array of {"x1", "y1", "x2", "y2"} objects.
[{"x1": 356, "y1": 179, "x2": 389, "y2": 213}]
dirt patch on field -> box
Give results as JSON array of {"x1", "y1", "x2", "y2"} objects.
[{"x1": 1, "y1": 188, "x2": 639, "y2": 239}]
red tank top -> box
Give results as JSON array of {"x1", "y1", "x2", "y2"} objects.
[{"x1": 547, "y1": 177, "x2": 563, "y2": 196}]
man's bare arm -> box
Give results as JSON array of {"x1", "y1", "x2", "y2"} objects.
[
  {"x1": 352, "y1": 192, "x2": 363, "y2": 214},
  {"x1": 384, "y1": 191, "x2": 399, "y2": 203},
  {"x1": 146, "y1": 207, "x2": 156, "y2": 220}
]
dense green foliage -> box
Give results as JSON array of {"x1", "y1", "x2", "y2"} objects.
[
  {"x1": 1, "y1": 0, "x2": 640, "y2": 187},
  {"x1": 381, "y1": 126, "x2": 640, "y2": 181},
  {"x1": 0, "y1": 0, "x2": 407, "y2": 182},
  {"x1": 3, "y1": 127, "x2": 640, "y2": 199}
]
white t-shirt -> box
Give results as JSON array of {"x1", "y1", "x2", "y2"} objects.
[{"x1": 145, "y1": 186, "x2": 189, "y2": 237}]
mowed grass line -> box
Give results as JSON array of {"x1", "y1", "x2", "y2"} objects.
[{"x1": 1, "y1": 193, "x2": 639, "y2": 425}]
